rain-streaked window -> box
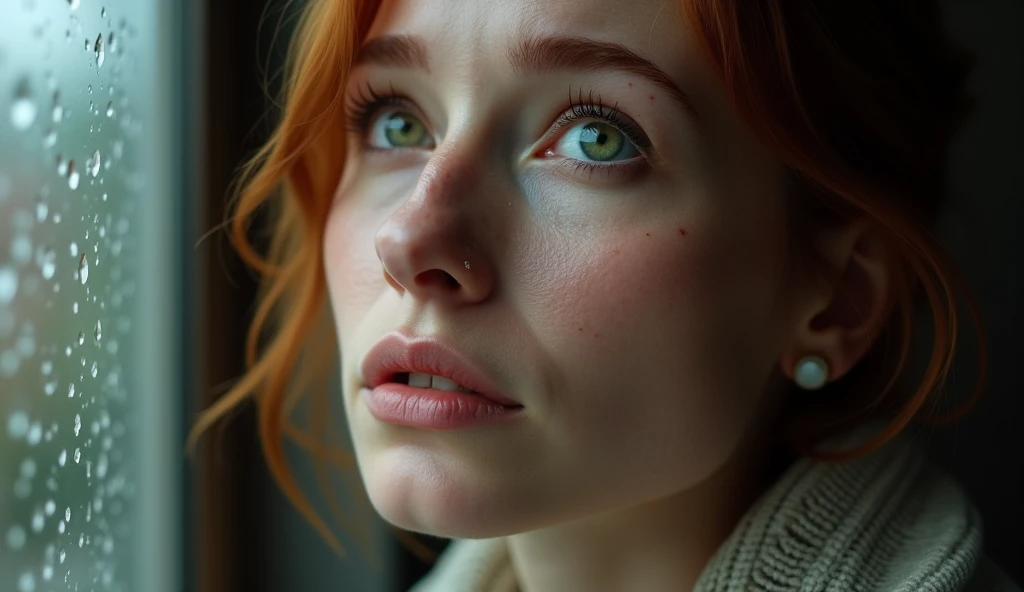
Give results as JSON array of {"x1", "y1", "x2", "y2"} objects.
[{"x1": 1, "y1": 2, "x2": 179, "y2": 591}]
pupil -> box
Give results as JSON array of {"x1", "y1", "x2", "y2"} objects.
[{"x1": 579, "y1": 123, "x2": 621, "y2": 160}]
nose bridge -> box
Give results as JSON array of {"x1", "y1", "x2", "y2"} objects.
[
  {"x1": 373, "y1": 127, "x2": 502, "y2": 303},
  {"x1": 414, "y1": 137, "x2": 483, "y2": 210}
]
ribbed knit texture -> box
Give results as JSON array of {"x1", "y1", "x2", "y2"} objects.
[{"x1": 409, "y1": 423, "x2": 1016, "y2": 591}]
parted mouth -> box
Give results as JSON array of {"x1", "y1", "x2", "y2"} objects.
[
  {"x1": 361, "y1": 332, "x2": 522, "y2": 407},
  {"x1": 389, "y1": 372, "x2": 480, "y2": 394}
]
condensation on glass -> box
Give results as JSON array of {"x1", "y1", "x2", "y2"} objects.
[{"x1": 1, "y1": 2, "x2": 145, "y2": 590}]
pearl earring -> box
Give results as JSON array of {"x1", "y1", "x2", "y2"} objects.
[{"x1": 794, "y1": 355, "x2": 830, "y2": 390}]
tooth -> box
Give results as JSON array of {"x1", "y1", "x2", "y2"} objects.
[
  {"x1": 431, "y1": 375, "x2": 461, "y2": 391},
  {"x1": 408, "y1": 372, "x2": 432, "y2": 388}
]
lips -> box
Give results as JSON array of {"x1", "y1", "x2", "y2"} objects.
[{"x1": 360, "y1": 332, "x2": 522, "y2": 407}]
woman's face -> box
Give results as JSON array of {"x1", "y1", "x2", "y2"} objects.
[{"x1": 324, "y1": 0, "x2": 806, "y2": 538}]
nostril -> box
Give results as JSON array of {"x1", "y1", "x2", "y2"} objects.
[{"x1": 415, "y1": 269, "x2": 460, "y2": 289}]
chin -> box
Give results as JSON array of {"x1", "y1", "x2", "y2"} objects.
[{"x1": 361, "y1": 448, "x2": 534, "y2": 540}]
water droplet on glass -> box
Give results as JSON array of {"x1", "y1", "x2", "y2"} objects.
[
  {"x1": 67, "y1": 160, "x2": 80, "y2": 190},
  {"x1": 101, "y1": 7, "x2": 106, "y2": 17},
  {"x1": 58, "y1": 448, "x2": 66, "y2": 466},
  {"x1": 6, "y1": 525, "x2": 27, "y2": 550},
  {"x1": 27, "y1": 422, "x2": 42, "y2": 445},
  {"x1": 95, "y1": 33, "x2": 105, "y2": 68},
  {"x1": 56, "y1": 154, "x2": 67, "y2": 176},
  {"x1": 57, "y1": 520, "x2": 65, "y2": 534},
  {"x1": 20, "y1": 458, "x2": 36, "y2": 478},
  {"x1": 7, "y1": 411, "x2": 30, "y2": 438},
  {"x1": 43, "y1": 128, "x2": 57, "y2": 148},
  {"x1": 70, "y1": 241, "x2": 78, "y2": 257},
  {"x1": 45, "y1": 500, "x2": 55, "y2": 516},
  {"x1": 68, "y1": 0, "x2": 80, "y2": 9},
  {"x1": 105, "y1": 101, "x2": 114, "y2": 117},
  {"x1": 112, "y1": 140, "x2": 123, "y2": 160},
  {"x1": 67, "y1": 383, "x2": 75, "y2": 398},
  {"x1": 41, "y1": 360, "x2": 52, "y2": 375},
  {"x1": 78, "y1": 254, "x2": 89, "y2": 284},
  {"x1": 11, "y1": 79, "x2": 37, "y2": 131},
  {"x1": 16, "y1": 571, "x2": 34, "y2": 592},
  {"x1": 73, "y1": 447, "x2": 81, "y2": 463},
  {"x1": 40, "y1": 247, "x2": 56, "y2": 279},
  {"x1": 88, "y1": 150, "x2": 101, "y2": 176},
  {"x1": 74, "y1": 414, "x2": 81, "y2": 436},
  {"x1": 87, "y1": 84, "x2": 93, "y2": 94},
  {"x1": 52, "y1": 93, "x2": 63, "y2": 123},
  {"x1": 93, "y1": 319, "x2": 102, "y2": 341},
  {"x1": 77, "y1": 331, "x2": 85, "y2": 345},
  {"x1": 41, "y1": 565, "x2": 52, "y2": 581},
  {"x1": 72, "y1": 301, "x2": 78, "y2": 314},
  {"x1": 0, "y1": 266, "x2": 18, "y2": 304},
  {"x1": 31, "y1": 510, "x2": 44, "y2": 533},
  {"x1": 59, "y1": 549, "x2": 65, "y2": 563},
  {"x1": 11, "y1": 235, "x2": 32, "y2": 265},
  {"x1": 35, "y1": 198, "x2": 48, "y2": 222},
  {"x1": 65, "y1": 507, "x2": 71, "y2": 522},
  {"x1": 90, "y1": 361, "x2": 98, "y2": 377}
]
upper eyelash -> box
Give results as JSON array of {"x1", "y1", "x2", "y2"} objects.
[
  {"x1": 344, "y1": 81, "x2": 407, "y2": 133},
  {"x1": 342, "y1": 82, "x2": 652, "y2": 157},
  {"x1": 556, "y1": 85, "x2": 652, "y2": 153}
]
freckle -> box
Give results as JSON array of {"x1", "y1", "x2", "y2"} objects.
[
  {"x1": 649, "y1": 95, "x2": 654, "y2": 101},
  {"x1": 628, "y1": 82, "x2": 633, "y2": 87},
  {"x1": 578, "y1": 327, "x2": 583, "y2": 332},
  {"x1": 678, "y1": 227, "x2": 687, "y2": 236},
  {"x1": 645, "y1": 232, "x2": 651, "y2": 236},
  {"x1": 594, "y1": 333, "x2": 601, "y2": 338}
]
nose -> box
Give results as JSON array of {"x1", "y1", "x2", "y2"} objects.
[{"x1": 374, "y1": 147, "x2": 499, "y2": 306}]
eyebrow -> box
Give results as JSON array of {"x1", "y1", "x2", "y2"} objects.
[{"x1": 352, "y1": 34, "x2": 699, "y2": 122}]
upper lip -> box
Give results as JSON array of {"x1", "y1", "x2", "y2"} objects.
[{"x1": 360, "y1": 332, "x2": 521, "y2": 407}]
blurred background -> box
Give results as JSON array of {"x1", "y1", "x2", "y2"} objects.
[{"x1": 0, "y1": 1, "x2": 1021, "y2": 591}]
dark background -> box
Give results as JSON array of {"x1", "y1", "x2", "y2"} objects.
[{"x1": 187, "y1": 1, "x2": 1024, "y2": 590}]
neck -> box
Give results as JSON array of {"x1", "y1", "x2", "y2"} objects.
[{"x1": 505, "y1": 429, "x2": 796, "y2": 592}]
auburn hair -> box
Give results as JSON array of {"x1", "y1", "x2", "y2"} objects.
[{"x1": 188, "y1": 0, "x2": 987, "y2": 567}]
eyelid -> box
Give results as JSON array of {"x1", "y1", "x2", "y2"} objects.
[{"x1": 537, "y1": 90, "x2": 654, "y2": 162}]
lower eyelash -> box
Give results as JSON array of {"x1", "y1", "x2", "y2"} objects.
[{"x1": 564, "y1": 157, "x2": 642, "y2": 181}]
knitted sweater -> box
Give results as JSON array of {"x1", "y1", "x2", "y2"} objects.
[{"x1": 409, "y1": 423, "x2": 1021, "y2": 591}]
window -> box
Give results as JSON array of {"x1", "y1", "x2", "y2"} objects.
[{"x1": 1, "y1": 2, "x2": 181, "y2": 591}]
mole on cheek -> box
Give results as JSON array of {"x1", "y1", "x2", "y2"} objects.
[
  {"x1": 649, "y1": 95, "x2": 655, "y2": 101},
  {"x1": 678, "y1": 227, "x2": 687, "y2": 236}
]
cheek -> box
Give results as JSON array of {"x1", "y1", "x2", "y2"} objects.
[
  {"x1": 323, "y1": 203, "x2": 383, "y2": 336},
  {"x1": 523, "y1": 221, "x2": 786, "y2": 448}
]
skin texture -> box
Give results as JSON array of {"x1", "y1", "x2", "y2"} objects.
[{"x1": 323, "y1": 0, "x2": 893, "y2": 589}]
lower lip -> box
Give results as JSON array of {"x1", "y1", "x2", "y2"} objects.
[{"x1": 360, "y1": 383, "x2": 524, "y2": 430}]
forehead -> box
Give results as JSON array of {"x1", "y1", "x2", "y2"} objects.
[{"x1": 366, "y1": 0, "x2": 697, "y2": 72}]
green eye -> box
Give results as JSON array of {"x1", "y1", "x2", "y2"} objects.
[
  {"x1": 577, "y1": 122, "x2": 627, "y2": 161},
  {"x1": 381, "y1": 111, "x2": 429, "y2": 147}
]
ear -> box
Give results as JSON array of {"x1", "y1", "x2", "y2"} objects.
[{"x1": 779, "y1": 220, "x2": 894, "y2": 387}]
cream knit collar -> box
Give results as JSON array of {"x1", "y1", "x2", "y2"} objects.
[{"x1": 410, "y1": 423, "x2": 984, "y2": 591}]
